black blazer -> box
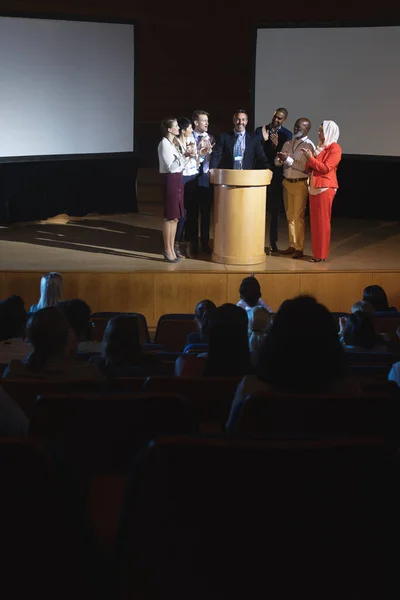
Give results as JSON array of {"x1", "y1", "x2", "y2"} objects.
[
  {"x1": 210, "y1": 131, "x2": 270, "y2": 170},
  {"x1": 254, "y1": 125, "x2": 292, "y2": 171}
]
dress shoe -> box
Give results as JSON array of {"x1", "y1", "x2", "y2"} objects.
[
  {"x1": 163, "y1": 251, "x2": 180, "y2": 263},
  {"x1": 281, "y1": 246, "x2": 296, "y2": 255},
  {"x1": 174, "y1": 243, "x2": 186, "y2": 259},
  {"x1": 309, "y1": 257, "x2": 326, "y2": 263},
  {"x1": 201, "y1": 242, "x2": 212, "y2": 255},
  {"x1": 266, "y1": 245, "x2": 279, "y2": 255},
  {"x1": 292, "y1": 250, "x2": 304, "y2": 259}
]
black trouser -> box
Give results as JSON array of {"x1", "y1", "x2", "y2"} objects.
[
  {"x1": 185, "y1": 176, "x2": 212, "y2": 245},
  {"x1": 267, "y1": 176, "x2": 284, "y2": 247},
  {"x1": 175, "y1": 174, "x2": 196, "y2": 244}
]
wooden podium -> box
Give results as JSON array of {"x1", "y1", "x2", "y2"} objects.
[{"x1": 210, "y1": 168, "x2": 272, "y2": 265}]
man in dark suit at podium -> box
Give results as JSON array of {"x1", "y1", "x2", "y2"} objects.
[
  {"x1": 255, "y1": 108, "x2": 292, "y2": 254},
  {"x1": 210, "y1": 110, "x2": 270, "y2": 171}
]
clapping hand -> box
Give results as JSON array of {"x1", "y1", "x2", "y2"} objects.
[
  {"x1": 185, "y1": 142, "x2": 196, "y2": 158},
  {"x1": 261, "y1": 125, "x2": 269, "y2": 142},
  {"x1": 199, "y1": 138, "x2": 213, "y2": 156},
  {"x1": 269, "y1": 132, "x2": 278, "y2": 147},
  {"x1": 339, "y1": 316, "x2": 347, "y2": 335},
  {"x1": 276, "y1": 151, "x2": 288, "y2": 162},
  {"x1": 300, "y1": 148, "x2": 313, "y2": 160}
]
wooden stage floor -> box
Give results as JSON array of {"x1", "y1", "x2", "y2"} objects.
[{"x1": 1, "y1": 203, "x2": 399, "y2": 327}]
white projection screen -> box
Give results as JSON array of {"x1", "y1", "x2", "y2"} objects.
[
  {"x1": 0, "y1": 16, "x2": 134, "y2": 159},
  {"x1": 254, "y1": 25, "x2": 400, "y2": 157}
]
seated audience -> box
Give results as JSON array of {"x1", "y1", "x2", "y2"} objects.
[
  {"x1": 176, "y1": 303, "x2": 251, "y2": 377},
  {"x1": 388, "y1": 327, "x2": 400, "y2": 387},
  {"x1": 237, "y1": 276, "x2": 273, "y2": 313},
  {"x1": 186, "y1": 299, "x2": 216, "y2": 346},
  {"x1": 2, "y1": 307, "x2": 101, "y2": 381},
  {"x1": 29, "y1": 272, "x2": 63, "y2": 313},
  {"x1": 90, "y1": 315, "x2": 163, "y2": 376},
  {"x1": 247, "y1": 306, "x2": 272, "y2": 367},
  {"x1": 0, "y1": 385, "x2": 29, "y2": 435},
  {"x1": 0, "y1": 295, "x2": 31, "y2": 363},
  {"x1": 362, "y1": 285, "x2": 399, "y2": 314},
  {"x1": 339, "y1": 311, "x2": 388, "y2": 353},
  {"x1": 350, "y1": 300, "x2": 375, "y2": 316},
  {"x1": 58, "y1": 299, "x2": 100, "y2": 355},
  {"x1": 228, "y1": 295, "x2": 357, "y2": 430}
]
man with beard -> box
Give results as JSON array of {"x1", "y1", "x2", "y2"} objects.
[
  {"x1": 274, "y1": 117, "x2": 315, "y2": 259},
  {"x1": 185, "y1": 110, "x2": 215, "y2": 256},
  {"x1": 255, "y1": 108, "x2": 292, "y2": 254}
]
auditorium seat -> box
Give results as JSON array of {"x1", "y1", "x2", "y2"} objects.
[
  {"x1": 116, "y1": 435, "x2": 400, "y2": 600},
  {"x1": 227, "y1": 392, "x2": 400, "y2": 440},
  {"x1": 1, "y1": 379, "x2": 102, "y2": 419},
  {"x1": 30, "y1": 392, "x2": 198, "y2": 552},
  {"x1": 143, "y1": 376, "x2": 242, "y2": 433},
  {"x1": 90, "y1": 311, "x2": 150, "y2": 344},
  {"x1": 373, "y1": 316, "x2": 400, "y2": 346},
  {"x1": 0, "y1": 437, "x2": 101, "y2": 598},
  {"x1": 183, "y1": 343, "x2": 208, "y2": 354},
  {"x1": 154, "y1": 314, "x2": 198, "y2": 351}
]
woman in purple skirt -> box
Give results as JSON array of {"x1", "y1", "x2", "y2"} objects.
[{"x1": 158, "y1": 118, "x2": 195, "y2": 262}]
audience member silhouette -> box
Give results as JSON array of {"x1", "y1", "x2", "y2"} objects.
[
  {"x1": 29, "y1": 272, "x2": 62, "y2": 313},
  {"x1": 186, "y1": 299, "x2": 217, "y2": 345},
  {"x1": 2, "y1": 307, "x2": 101, "y2": 381},
  {"x1": 237, "y1": 276, "x2": 272, "y2": 313},
  {"x1": 362, "y1": 285, "x2": 398, "y2": 314}
]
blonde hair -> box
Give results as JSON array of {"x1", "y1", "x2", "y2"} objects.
[
  {"x1": 247, "y1": 306, "x2": 272, "y2": 355},
  {"x1": 36, "y1": 272, "x2": 63, "y2": 310}
]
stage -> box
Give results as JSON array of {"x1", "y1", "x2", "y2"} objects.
[{"x1": 1, "y1": 202, "x2": 399, "y2": 328}]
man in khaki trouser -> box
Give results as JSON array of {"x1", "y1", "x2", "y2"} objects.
[{"x1": 274, "y1": 118, "x2": 315, "y2": 259}]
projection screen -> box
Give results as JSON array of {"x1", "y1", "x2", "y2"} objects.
[
  {"x1": 0, "y1": 16, "x2": 134, "y2": 159},
  {"x1": 254, "y1": 25, "x2": 400, "y2": 157}
]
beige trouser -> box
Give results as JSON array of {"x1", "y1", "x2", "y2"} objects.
[{"x1": 283, "y1": 179, "x2": 309, "y2": 251}]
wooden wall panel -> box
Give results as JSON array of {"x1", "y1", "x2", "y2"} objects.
[
  {"x1": 227, "y1": 273, "x2": 301, "y2": 312},
  {"x1": 0, "y1": 272, "x2": 42, "y2": 310},
  {"x1": 299, "y1": 273, "x2": 374, "y2": 312},
  {"x1": 62, "y1": 273, "x2": 155, "y2": 323},
  {"x1": 153, "y1": 273, "x2": 227, "y2": 322},
  {"x1": 1, "y1": 271, "x2": 399, "y2": 327}
]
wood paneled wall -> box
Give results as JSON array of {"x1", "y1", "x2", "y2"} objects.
[{"x1": 1, "y1": 270, "x2": 399, "y2": 327}]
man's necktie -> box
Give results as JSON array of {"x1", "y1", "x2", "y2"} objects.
[{"x1": 233, "y1": 133, "x2": 243, "y2": 169}]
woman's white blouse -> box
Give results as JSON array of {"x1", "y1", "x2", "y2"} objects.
[{"x1": 158, "y1": 138, "x2": 185, "y2": 174}]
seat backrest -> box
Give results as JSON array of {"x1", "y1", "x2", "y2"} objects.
[
  {"x1": 231, "y1": 392, "x2": 400, "y2": 438},
  {"x1": 374, "y1": 316, "x2": 400, "y2": 343},
  {"x1": 154, "y1": 314, "x2": 197, "y2": 351},
  {"x1": 1, "y1": 379, "x2": 101, "y2": 419},
  {"x1": 0, "y1": 438, "x2": 98, "y2": 598},
  {"x1": 144, "y1": 376, "x2": 241, "y2": 432},
  {"x1": 347, "y1": 363, "x2": 392, "y2": 379},
  {"x1": 183, "y1": 343, "x2": 208, "y2": 354},
  {"x1": 30, "y1": 392, "x2": 198, "y2": 473},
  {"x1": 90, "y1": 312, "x2": 150, "y2": 344},
  {"x1": 344, "y1": 351, "x2": 395, "y2": 365},
  {"x1": 116, "y1": 435, "x2": 399, "y2": 600}
]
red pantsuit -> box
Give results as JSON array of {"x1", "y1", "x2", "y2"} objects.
[
  {"x1": 309, "y1": 188, "x2": 336, "y2": 259},
  {"x1": 306, "y1": 143, "x2": 342, "y2": 260}
]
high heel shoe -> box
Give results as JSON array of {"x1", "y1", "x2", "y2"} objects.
[
  {"x1": 309, "y1": 258, "x2": 326, "y2": 263},
  {"x1": 163, "y1": 251, "x2": 180, "y2": 263}
]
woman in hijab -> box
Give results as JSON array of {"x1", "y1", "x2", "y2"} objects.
[{"x1": 301, "y1": 121, "x2": 342, "y2": 262}]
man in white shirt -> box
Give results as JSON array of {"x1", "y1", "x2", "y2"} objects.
[
  {"x1": 186, "y1": 110, "x2": 215, "y2": 257},
  {"x1": 275, "y1": 118, "x2": 315, "y2": 259}
]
